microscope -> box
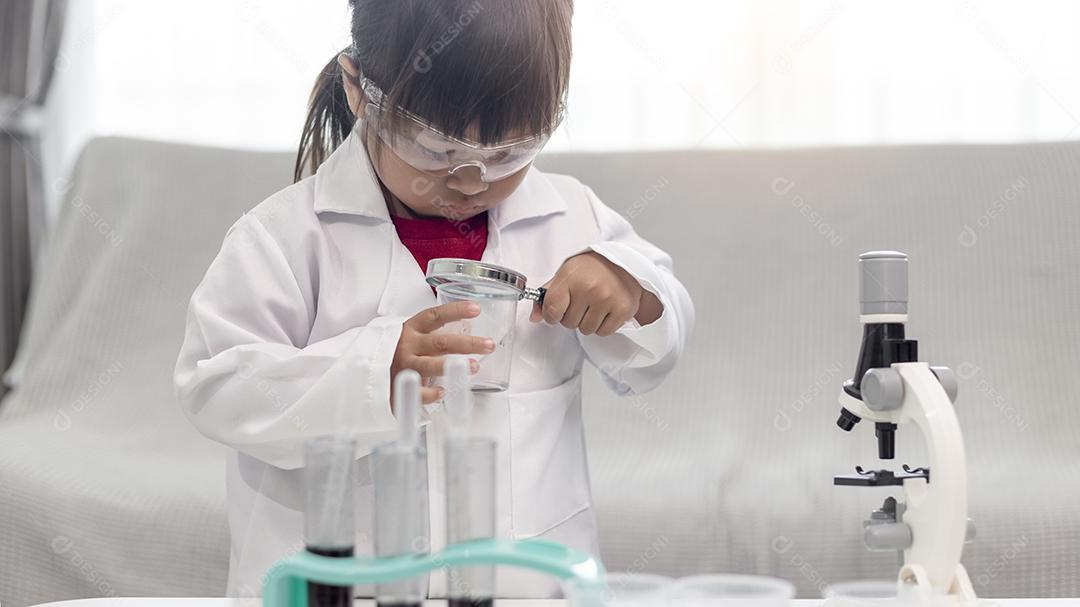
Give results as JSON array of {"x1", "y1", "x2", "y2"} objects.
[{"x1": 833, "y1": 251, "x2": 979, "y2": 606}]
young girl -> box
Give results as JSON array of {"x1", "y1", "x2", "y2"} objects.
[{"x1": 175, "y1": 0, "x2": 693, "y2": 598}]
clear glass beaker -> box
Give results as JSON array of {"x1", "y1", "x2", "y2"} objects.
[
  {"x1": 823, "y1": 580, "x2": 946, "y2": 607},
  {"x1": 823, "y1": 580, "x2": 899, "y2": 603},
  {"x1": 672, "y1": 575, "x2": 794, "y2": 607},
  {"x1": 435, "y1": 282, "x2": 519, "y2": 392},
  {"x1": 426, "y1": 258, "x2": 545, "y2": 392}
]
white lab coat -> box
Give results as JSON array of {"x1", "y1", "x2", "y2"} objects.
[{"x1": 174, "y1": 130, "x2": 694, "y2": 599}]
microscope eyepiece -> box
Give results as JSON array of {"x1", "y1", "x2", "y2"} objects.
[{"x1": 859, "y1": 251, "x2": 908, "y2": 317}]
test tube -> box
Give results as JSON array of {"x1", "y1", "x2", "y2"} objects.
[
  {"x1": 446, "y1": 437, "x2": 496, "y2": 607},
  {"x1": 304, "y1": 435, "x2": 358, "y2": 607},
  {"x1": 374, "y1": 370, "x2": 430, "y2": 607},
  {"x1": 443, "y1": 356, "x2": 496, "y2": 607}
]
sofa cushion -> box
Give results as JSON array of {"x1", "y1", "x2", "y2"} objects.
[{"x1": 0, "y1": 137, "x2": 295, "y2": 606}]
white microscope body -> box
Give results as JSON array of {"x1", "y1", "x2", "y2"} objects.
[{"x1": 833, "y1": 251, "x2": 977, "y2": 606}]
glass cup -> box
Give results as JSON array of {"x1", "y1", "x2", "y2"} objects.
[
  {"x1": 435, "y1": 281, "x2": 520, "y2": 391},
  {"x1": 823, "y1": 580, "x2": 945, "y2": 607},
  {"x1": 426, "y1": 259, "x2": 545, "y2": 392},
  {"x1": 824, "y1": 580, "x2": 899, "y2": 603},
  {"x1": 672, "y1": 575, "x2": 794, "y2": 607},
  {"x1": 604, "y1": 573, "x2": 676, "y2": 607}
]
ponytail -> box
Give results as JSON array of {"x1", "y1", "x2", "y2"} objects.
[{"x1": 294, "y1": 51, "x2": 356, "y2": 182}]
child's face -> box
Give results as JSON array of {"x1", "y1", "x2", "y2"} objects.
[
  {"x1": 339, "y1": 56, "x2": 531, "y2": 220},
  {"x1": 363, "y1": 125, "x2": 531, "y2": 220}
]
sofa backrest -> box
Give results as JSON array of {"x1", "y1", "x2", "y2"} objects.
[
  {"x1": 537, "y1": 144, "x2": 1080, "y2": 592},
  {"x1": 536, "y1": 144, "x2": 1078, "y2": 469},
  {"x1": 1, "y1": 138, "x2": 294, "y2": 450},
  {"x1": 5, "y1": 136, "x2": 1077, "y2": 596},
  {"x1": 12, "y1": 134, "x2": 1080, "y2": 506}
]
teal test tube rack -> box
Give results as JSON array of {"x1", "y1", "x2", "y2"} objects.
[{"x1": 263, "y1": 537, "x2": 607, "y2": 607}]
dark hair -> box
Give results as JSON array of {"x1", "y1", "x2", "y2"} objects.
[{"x1": 294, "y1": 0, "x2": 574, "y2": 182}]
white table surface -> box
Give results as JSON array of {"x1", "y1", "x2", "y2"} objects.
[{"x1": 29, "y1": 599, "x2": 1080, "y2": 607}]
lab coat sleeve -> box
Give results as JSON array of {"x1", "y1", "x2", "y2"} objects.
[
  {"x1": 174, "y1": 213, "x2": 403, "y2": 470},
  {"x1": 577, "y1": 185, "x2": 695, "y2": 396}
]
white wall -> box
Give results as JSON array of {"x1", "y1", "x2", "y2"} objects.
[{"x1": 43, "y1": 0, "x2": 1080, "y2": 211}]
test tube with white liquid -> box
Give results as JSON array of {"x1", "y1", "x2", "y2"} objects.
[
  {"x1": 374, "y1": 370, "x2": 430, "y2": 607},
  {"x1": 443, "y1": 356, "x2": 496, "y2": 607}
]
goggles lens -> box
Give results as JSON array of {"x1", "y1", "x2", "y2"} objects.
[{"x1": 360, "y1": 98, "x2": 551, "y2": 183}]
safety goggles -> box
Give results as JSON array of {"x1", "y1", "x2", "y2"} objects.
[{"x1": 355, "y1": 74, "x2": 557, "y2": 183}]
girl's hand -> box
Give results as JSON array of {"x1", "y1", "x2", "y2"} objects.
[
  {"x1": 391, "y1": 301, "x2": 494, "y2": 405},
  {"x1": 530, "y1": 252, "x2": 663, "y2": 336}
]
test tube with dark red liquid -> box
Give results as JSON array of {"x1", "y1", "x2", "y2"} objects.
[{"x1": 304, "y1": 435, "x2": 358, "y2": 607}]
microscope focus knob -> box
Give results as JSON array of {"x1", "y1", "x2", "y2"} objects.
[
  {"x1": 861, "y1": 368, "x2": 904, "y2": 411},
  {"x1": 863, "y1": 522, "x2": 913, "y2": 551},
  {"x1": 930, "y1": 365, "x2": 959, "y2": 403}
]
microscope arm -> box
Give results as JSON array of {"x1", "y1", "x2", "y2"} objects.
[
  {"x1": 893, "y1": 363, "x2": 974, "y2": 602},
  {"x1": 846, "y1": 362, "x2": 977, "y2": 604}
]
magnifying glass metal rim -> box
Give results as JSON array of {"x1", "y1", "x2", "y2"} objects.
[{"x1": 425, "y1": 258, "x2": 546, "y2": 304}]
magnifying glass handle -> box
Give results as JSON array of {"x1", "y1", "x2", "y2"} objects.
[{"x1": 522, "y1": 286, "x2": 546, "y2": 307}]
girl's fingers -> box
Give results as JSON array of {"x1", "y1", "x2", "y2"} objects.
[
  {"x1": 561, "y1": 299, "x2": 589, "y2": 330},
  {"x1": 412, "y1": 355, "x2": 481, "y2": 379},
  {"x1": 578, "y1": 307, "x2": 609, "y2": 336},
  {"x1": 541, "y1": 285, "x2": 570, "y2": 325},
  {"x1": 410, "y1": 301, "x2": 481, "y2": 333},
  {"x1": 530, "y1": 279, "x2": 554, "y2": 323},
  {"x1": 420, "y1": 386, "x2": 444, "y2": 405},
  {"x1": 418, "y1": 333, "x2": 495, "y2": 356},
  {"x1": 412, "y1": 355, "x2": 445, "y2": 378},
  {"x1": 596, "y1": 313, "x2": 625, "y2": 337}
]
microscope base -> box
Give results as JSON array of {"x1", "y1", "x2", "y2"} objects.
[
  {"x1": 898, "y1": 563, "x2": 980, "y2": 607},
  {"x1": 821, "y1": 565, "x2": 995, "y2": 607},
  {"x1": 823, "y1": 596, "x2": 1001, "y2": 607}
]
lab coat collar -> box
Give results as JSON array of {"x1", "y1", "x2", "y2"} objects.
[
  {"x1": 489, "y1": 164, "x2": 568, "y2": 230},
  {"x1": 312, "y1": 130, "x2": 391, "y2": 222},
  {"x1": 312, "y1": 130, "x2": 567, "y2": 228}
]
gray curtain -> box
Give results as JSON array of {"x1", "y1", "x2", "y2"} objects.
[{"x1": 0, "y1": 0, "x2": 67, "y2": 399}]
